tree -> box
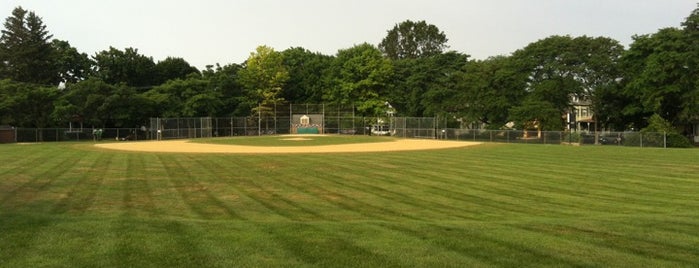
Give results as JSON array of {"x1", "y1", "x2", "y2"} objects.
[
  {"x1": 53, "y1": 78, "x2": 114, "y2": 127},
  {"x1": 53, "y1": 78, "x2": 152, "y2": 128},
  {"x1": 281, "y1": 47, "x2": 333, "y2": 103},
  {"x1": 568, "y1": 36, "x2": 624, "y2": 132},
  {"x1": 52, "y1": 39, "x2": 93, "y2": 83},
  {"x1": 388, "y1": 52, "x2": 469, "y2": 117},
  {"x1": 621, "y1": 11, "x2": 698, "y2": 132},
  {"x1": 203, "y1": 63, "x2": 246, "y2": 116},
  {"x1": 509, "y1": 98, "x2": 562, "y2": 136},
  {"x1": 379, "y1": 20, "x2": 449, "y2": 60},
  {"x1": 92, "y1": 47, "x2": 157, "y2": 89},
  {"x1": 0, "y1": 79, "x2": 58, "y2": 128},
  {"x1": 143, "y1": 70, "x2": 232, "y2": 118},
  {"x1": 0, "y1": 7, "x2": 59, "y2": 85},
  {"x1": 406, "y1": 51, "x2": 469, "y2": 117},
  {"x1": 325, "y1": 43, "x2": 393, "y2": 116},
  {"x1": 455, "y1": 55, "x2": 528, "y2": 128},
  {"x1": 509, "y1": 35, "x2": 624, "y2": 132},
  {"x1": 154, "y1": 57, "x2": 200, "y2": 84},
  {"x1": 238, "y1": 45, "x2": 289, "y2": 114}
]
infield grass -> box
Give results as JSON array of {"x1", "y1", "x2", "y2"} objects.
[
  {"x1": 1, "y1": 138, "x2": 698, "y2": 267},
  {"x1": 194, "y1": 135, "x2": 395, "y2": 146}
]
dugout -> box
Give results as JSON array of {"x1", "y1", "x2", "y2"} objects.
[{"x1": 0, "y1": 125, "x2": 15, "y2": 143}]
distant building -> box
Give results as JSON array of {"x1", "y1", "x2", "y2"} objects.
[{"x1": 568, "y1": 95, "x2": 594, "y2": 132}]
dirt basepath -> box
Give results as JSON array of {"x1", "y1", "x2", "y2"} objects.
[{"x1": 95, "y1": 139, "x2": 479, "y2": 154}]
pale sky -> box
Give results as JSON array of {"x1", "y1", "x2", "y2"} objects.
[{"x1": 1, "y1": 0, "x2": 696, "y2": 70}]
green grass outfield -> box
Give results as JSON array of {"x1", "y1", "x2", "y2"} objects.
[{"x1": 1, "y1": 137, "x2": 698, "y2": 267}]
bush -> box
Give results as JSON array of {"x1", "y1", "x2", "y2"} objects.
[
  {"x1": 666, "y1": 133, "x2": 694, "y2": 148},
  {"x1": 622, "y1": 131, "x2": 693, "y2": 148}
]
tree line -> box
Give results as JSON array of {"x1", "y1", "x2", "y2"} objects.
[{"x1": 0, "y1": 6, "x2": 697, "y2": 141}]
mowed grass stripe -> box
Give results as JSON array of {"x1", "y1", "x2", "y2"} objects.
[
  {"x1": 0, "y1": 145, "x2": 86, "y2": 212},
  {"x1": 50, "y1": 152, "x2": 114, "y2": 214},
  {"x1": 194, "y1": 155, "x2": 324, "y2": 221},
  {"x1": 366, "y1": 148, "x2": 585, "y2": 218},
  {"x1": 156, "y1": 154, "x2": 243, "y2": 220},
  {"x1": 514, "y1": 221, "x2": 699, "y2": 266},
  {"x1": 296, "y1": 156, "x2": 461, "y2": 220}
]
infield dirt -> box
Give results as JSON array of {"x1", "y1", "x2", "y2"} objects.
[{"x1": 94, "y1": 138, "x2": 479, "y2": 154}]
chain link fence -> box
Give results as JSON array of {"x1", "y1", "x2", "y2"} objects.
[
  {"x1": 444, "y1": 129, "x2": 686, "y2": 148},
  {"x1": 4, "y1": 124, "x2": 689, "y2": 148},
  {"x1": 4, "y1": 127, "x2": 147, "y2": 143}
]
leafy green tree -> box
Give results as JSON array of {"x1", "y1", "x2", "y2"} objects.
[
  {"x1": 142, "y1": 76, "x2": 221, "y2": 118},
  {"x1": 52, "y1": 39, "x2": 93, "y2": 83},
  {"x1": 325, "y1": 43, "x2": 393, "y2": 116},
  {"x1": 92, "y1": 47, "x2": 157, "y2": 89},
  {"x1": 509, "y1": 35, "x2": 624, "y2": 131},
  {"x1": 0, "y1": 7, "x2": 59, "y2": 85},
  {"x1": 621, "y1": 15, "x2": 698, "y2": 131},
  {"x1": 238, "y1": 45, "x2": 289, "y2": 114},
  {"x1": 154, "y1": 57, "x2": 200, "y2": 84},
  {"x1": 53, "y1": 78, "x2": 114, "y2": 127},
  {"x1": 53, "y1": 78, "x2": 151, "y2": 128},
  {"x1": 512, "y1": 36, "x2": 581, "y2": 115},
  {"x1": 379, "y1": 20, "x2": 449, "y2": 60},
  {"x1": 0, "y1": 79, "x2": 59, "y2": 127},
  {"x1": 281, "y1": 47, "x2": 333, "y2": 103},
  {"x1": 455, "y1": 55, "x2": 528, "y2": 128},
  {"x1": 414, "y1": 52, "x2": 469, "y2": 118},
  {"x1": 509, "y1": 98, "x2": 562, "y2": 136},
  {"x1": 569, "y1": 37, "x2": 625, "y2": 131},
  {"x1": 203, "y1": 63, "x2": 246, "y2": 116},
  {"x1": 641, "y1": 114, "x2": 693, "y2": 147},
  {"x1": 387, "y1": 52, "x2": 468, "y2": 117}
]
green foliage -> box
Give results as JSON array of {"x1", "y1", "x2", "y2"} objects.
[
  {"x1": 204, "y1": 63, "x2": 247, "y2": 116},
  {"x1": 641, "y1": 114, "x2": 693, "y2": 147},
  {"x1": 0, "y1": 7, "x2": 59, "y2": 85},
  {"x1": 51, "y1": 39, "x2": 93, "y2": 83},
  {"x1": 509, "y1": 98, "x2": 562, "y2": 131},
  {"x1": 642, "y1": 114, "x2": 675, "y2": 133},
  {"x1": 53, "y1": 78, "x2": 152, "y2": 127},
  {"x1": 0, "y1": 79, "x2": 58, "y2": 127},
  {"x1": 92, "y1": 47, "x2": 157, "y2": 89},
  {"x1": 379, "y1": 20, "x2": 449, "y2": 59},
  {"x1": 508, "y1": 35, "x2": 626, "y2": 131},
  {"x1": 281, "y1": 47, "x2": 333, "y2": 103},
  {"x1": 325, "y1": 43, "x2": 393, "y2": 116},
  {"x1": 621, "y1": 9, "x2": 699, "y2": 130},
  {"x1": 143, "y1": 76, "x2": 220, "y2": 117},
  {"x1": 455, "y1": 56, "x2": 527, "y2": 126},
  {"x1": 239, "y1": 45, "x2": 289, "y2": 114},
  {"x1": 388, "y1": 52, "x2": 468, "y2": 117},
  {"x1": 154, "y1": 57, "x2": 200, "y2": 84}
]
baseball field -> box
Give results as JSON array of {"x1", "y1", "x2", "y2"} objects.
[{"x1": 1, "y1": 135, "x2": 698, "y2": 267}]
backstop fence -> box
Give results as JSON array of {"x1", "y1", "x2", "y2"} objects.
[{"x1": 147, "y1": 116, "x2": 438, "y2": 140}]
